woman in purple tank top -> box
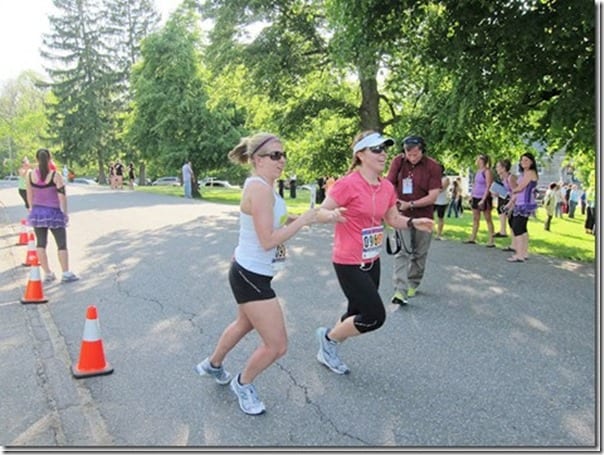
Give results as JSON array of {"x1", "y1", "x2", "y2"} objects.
[
  {"x1": 464, "y1": 154, "x2": 495, "y2": 247},
  {"x1": 503, "y1": 152, "x2": 539, "y2": 262},
  {"x1": 26, "y1": 148, "x2": 78, "y2": 283}
]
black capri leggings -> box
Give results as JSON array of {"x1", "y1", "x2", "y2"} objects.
[
  {"x1": 34, "y1": 226, "x2": 67, "y2": 250},
  {"x1": 333, "y1": 259, "x2": 386, "y2": 334},
  {"x1": 510, "y1": 214, "x2": 529, "y2": 236}
]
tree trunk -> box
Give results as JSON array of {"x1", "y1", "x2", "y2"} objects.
[
  {"x1": 138, "y1": 162, "x2": 146, "y2": 186},
  {"x1": 97, "y1": 153, "x2": 106, "y2": 185},
  {"x1": 358, "y1": 70, "x2": 382, "y2": 132}
]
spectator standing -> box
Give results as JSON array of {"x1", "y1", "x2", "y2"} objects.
[
  {"x1": 504, "y1": 152, "x2": 539, "y2": 262},
  {"x1": 26, "y1": 148, "x2": 78, "y2": 283},
  {"x1": 554, "y1": 182, "x2": 564, "y2": 217},
  {"x1": 385, "y1": 135, "x2": 441, "y2": 305},
  {"x1": 128, "y1": 163, "x2": 136, "y2": 190},
  {"x1": 289, "y1": 174, "x2": 297, "y2": 199},
  {"x1": 446, "y1": 178, "x2": 461, "y2": 218},
  {"x1": 465, "y1": 154, "x2": 495, "y2": 247},
  {"x1": 324, "y1": 176, "x2": 336, "y2": 196},
  {"x1": 182, "y1": 160, "x2": 194, "y2": 199},
  {"x1": 316, "y1": 176, "x2": 326, "y2": 203},
  {"x1": 315, "y1": 130, "x2": 433, "y2": 374},
  {"x1": 580, "y1": 189, "x2": 586, "y2": 215},
  {"x1": 493, "y1": 159, "x2": 516, "y2": 239},
  {"x1": 194, "y1": 133, "x2": 343, "y2": 415},
  {"x1": 543, "y1": 182, "x2": 557, "y2": 231},
  {"x1": 456, "y1": 177, "x2": 465, "y2": 216},
  {"x1": 17, "y1": 157, "x2": 31, "y2": 209},
  {"x1": 585, "y1": 187, "x2": 596, "y2": 234},
  {"x1": 563, "y1": 184, "x2": 571, "y2": 214},
  {"x1": 114, "y1": 160, "x2": 124, "y2": 190},
  {"x1": 108, "y1": 163, "x2": 116, "y2": 189},
  {"x1": 568, "y1": 184, "x2": 580, "y2": 218},
  {"x1": 433, "y1": 165, "x2": 449, "y2": 240}
]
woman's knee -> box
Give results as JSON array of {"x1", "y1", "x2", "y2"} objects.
[
  {"x1": 353, "y1": 308, "x2": 386, "y2": 334},
  {"x1": 266, "y1": 337, "x2": 288, "y2": 359}
]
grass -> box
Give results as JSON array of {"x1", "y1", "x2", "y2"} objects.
[{"x1": 137, "y1": 185, "x2": 596, "y2": 263}]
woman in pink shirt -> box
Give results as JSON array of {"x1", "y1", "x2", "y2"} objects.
[{"x1": 315, "y1": 130, "x2": 433, "y2": 375}]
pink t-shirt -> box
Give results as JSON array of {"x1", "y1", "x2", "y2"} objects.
[{"x1": 329, "y1": 171, "x2": 397, "y2": 265}]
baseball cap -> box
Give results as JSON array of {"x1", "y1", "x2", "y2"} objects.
[{"x1": 403, "y1": 135, "x2": 425, "y2": 148}]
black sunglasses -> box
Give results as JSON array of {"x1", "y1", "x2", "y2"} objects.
[
  {"x1": 260, "y1": 150, "x2": 287, "y2": 161},
  {"x1": 368, "y1": 145, "x2": 387, "y2": 154}
]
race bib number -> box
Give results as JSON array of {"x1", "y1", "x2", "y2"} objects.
[
  {"x1": 402, "y1": 178, "x2": 413, "y2": 195},
  {"x1": 272, "y1": 244, "x2": 287, "y2": 271},
  {"x1": 361, "y1": 226, "x2": 384, "y2": 261}
]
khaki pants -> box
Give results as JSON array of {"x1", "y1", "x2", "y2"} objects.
[{"x1": 392, "y1": 228, "x2": 433, "y2": 293}]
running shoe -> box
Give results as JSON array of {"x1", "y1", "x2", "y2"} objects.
[
  {"x1": 316, "y1": 327, "x2": 350, "y2": 375},
  {"x1": 230, "y1": 374, "x2": 266, "y2": 415},
  {"x1": 195, "y1": 357, "x2": 232, "y2": 385}
]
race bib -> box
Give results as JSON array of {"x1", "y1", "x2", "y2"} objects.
[
  {"x1": 272, "y1": 244, "x2": 287, "y2": 271},
  {"x1": 361, "y1": 226, "x2": 384, "y2": 261}
]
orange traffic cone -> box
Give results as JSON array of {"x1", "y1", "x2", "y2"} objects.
[
  {"x1": 20, "y1": 260, "x2": 48, "y2": 304},
  {"x1": 72, "y1": 305, "x2": 114, "y2": 378},
  {"x1": 22, "y1": 232, "x2": 38, "y2": 267},
  {"x1": 16, "y1": 219, "x2": 28, "y2": 246}
]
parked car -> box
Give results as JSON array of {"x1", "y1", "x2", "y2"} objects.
[
  {"x1": 199, "y1": 178, "x2": 238, "y2": 189},
  {"x1": 152, "y1": 176, "x2": 181, "y2": 186},
  {"x1": 72, "y1": 177, "x2": 98, "y2": 185},
  {"x1": 2, "y1": 175, "x2": 19, "y2": 181}
]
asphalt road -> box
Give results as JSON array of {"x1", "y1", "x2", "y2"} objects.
[{"x1": 0, "y1": 181, "x2": 598, "y2": 449}]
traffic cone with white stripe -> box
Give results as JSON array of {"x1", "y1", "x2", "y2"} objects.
[
  {"x1": 20, "y1": 259, "x2": 48, "y2": 304},
  {"x1": 22, "y1": 232, "x2": 38, "y2": 267},
  {"x1": 16, "y1": 219, "x2": 28, "y2": 246},
  {"x1": 72, "y1": 305, "x2": 113, "y2": 378}
]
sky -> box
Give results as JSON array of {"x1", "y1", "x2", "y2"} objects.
[{"x1": 0, "y1": 0, "x2": 181, "y2": 84}]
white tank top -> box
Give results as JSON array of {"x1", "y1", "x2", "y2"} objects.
[{"x1": 234, "y1": 176, "x2": 288, "y2": 277}]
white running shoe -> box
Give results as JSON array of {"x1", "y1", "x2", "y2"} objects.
[
  {"x1": 316, "y1": 327, "x2": 350, "y2": 375},
  {"x1": 230, "y1": 374, "x2": 266, "y2": 415}
]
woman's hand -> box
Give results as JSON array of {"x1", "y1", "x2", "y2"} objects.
[
  {"x1": 411, "y1": 217, "x2": 434, "y2": 233},
  {"x1": 316, "y1": 207, "x2": 347, "y2": 224}
]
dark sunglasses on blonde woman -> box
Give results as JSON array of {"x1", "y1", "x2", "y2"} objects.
[
  {"x1": 260, "y1": 151, "x2": 287, "y2": 161},
  {"x1": 368, "y1": 145, "x2": 386, "y2": 154}
]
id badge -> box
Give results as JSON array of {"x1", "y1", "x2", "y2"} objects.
[
  {"x1": 402, "y1": 178, "x2": 413, "y2": 195},
  {"x1": 361, "y1": 226, "x2": 384, "y2": 261}
]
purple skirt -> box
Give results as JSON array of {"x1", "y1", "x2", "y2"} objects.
[
  {"x1": 513, "y1": 203, "x2": 537, "y2": 217},
  {"x1": 29, "y1": 205, "x2": 67, "y2": 229}
]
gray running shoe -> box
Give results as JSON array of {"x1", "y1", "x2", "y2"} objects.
[
  {"x1": 316, "y1": 327, "x2": 350, "y2": 375},
  {"x1": 195, "y1": 357, "x2": 232, "y2": 385},
  {"x1": 44, "y1": 272, "x2": 56, "y2": 284},
  {"x1": 230, "y1": 374, "x2": 266, "y2": 415},
  {"x1": 61, "y1": 271, "x2": 79, "y2": 283}
]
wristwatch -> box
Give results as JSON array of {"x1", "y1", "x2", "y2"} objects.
[
  {"x1": 410, "y1": 200, "x2": 415, "y2": 210},
  {"x1": 407, "y1": 218, "x2": 415, "y2": 229}
]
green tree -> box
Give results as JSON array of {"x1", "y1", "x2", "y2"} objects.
[
  {"x1": 42, "y1": 0, "x2": 118, "y2": 181},
  {"x1": 103, "y1": 0, "x2": 161, "y2": 182},
  {"x1": 0, "y1": 72, "x2": 50, "y2": 174},
  {"x1": 417, "y1": 0, "x2": 595, "y2": 163},
  {"x1": 128, "y1": 6, "x2": 240, "y2": 182}
]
